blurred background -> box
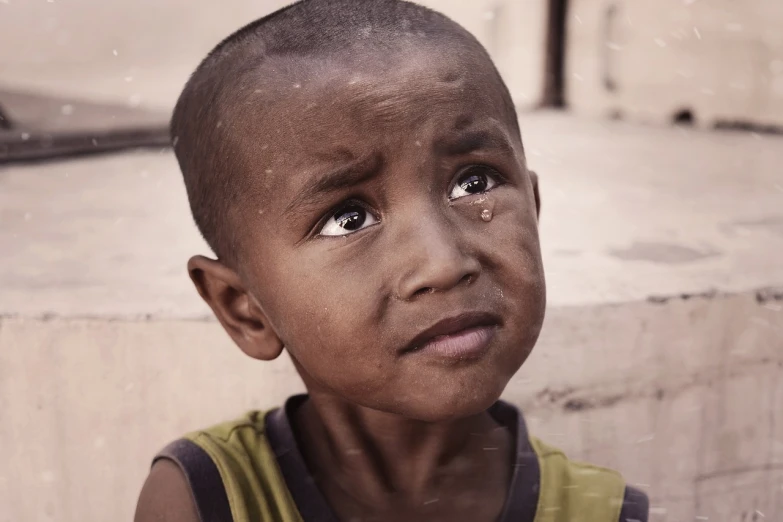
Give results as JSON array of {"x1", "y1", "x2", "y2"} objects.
[{"x1": 1, "y1": 0, "x2": 782, "y2": 521}]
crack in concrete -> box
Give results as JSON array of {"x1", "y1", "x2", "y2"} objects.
[
  {"x1": 0, "y1": 312, "x2": 217, "y2": 323},
  {"x1": 4, "y1": 285, "x2": 782, "y2": 321},
  {"x1": 756, "y1": 287, "x2": 783, "y2": 304},
  {"x1": 525, "y1": 355, "x2": 782, "y2": 414},
  {"x1": 647, "y1": 288, "x2": 721, "y2": 304},
  {"x1": 646, "y1": 286, "x2": 783, "y2": 305}
]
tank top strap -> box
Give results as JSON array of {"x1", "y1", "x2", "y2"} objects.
[
  {"x1": 154, "y1": 438, "x2": 233, "y2": 522},
  {"x1": 183, "y1": 410, "x2": 303, "y2": 522}
]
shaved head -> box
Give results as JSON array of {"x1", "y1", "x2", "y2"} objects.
[{"x1": 171, "y1": 0, "x2": 519, "y2": 264}]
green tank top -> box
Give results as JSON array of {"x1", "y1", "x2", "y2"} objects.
[{"x1": 155, "y1": 396, "x2": 646, "y2": 522}]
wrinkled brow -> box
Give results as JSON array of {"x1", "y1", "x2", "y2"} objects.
[
  {"x1": 435, "y1": 128, "x2": 517, "y2": 157},
  {"x1": 283, "y1": 154, "x2": 382, "y2": 216}
]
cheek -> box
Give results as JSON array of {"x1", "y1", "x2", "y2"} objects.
[
  {"x1": 461, "y1": 189, "x2": 545, "y2": 312},
  {"x1": 456, "y1": 188, "x2": 540, "y2": 255},
  {"x1": 255, "y1": 242, "x2": 392, "y2": 385},
  {"x1": 493, "y1": 198, "x2": 545, "y2": 295},
  {"x1": 268, "y1": 265, "x2": 362, "y2": 346}
]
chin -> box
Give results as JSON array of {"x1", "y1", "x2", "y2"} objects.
[
  {"x1": 394, "y1": 376, "x2": 512, "y2": 423},
  {"x1": 392, "y1": 347, "x2": 532, "y2": 423}
]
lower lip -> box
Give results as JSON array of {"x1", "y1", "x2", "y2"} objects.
[{"x1": 414, "y1": 326, "x2": 497, "y2": 359}]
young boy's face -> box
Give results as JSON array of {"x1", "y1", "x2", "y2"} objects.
[{"x1": 201, "y1": 44, "x2": 545, "y2": 421}]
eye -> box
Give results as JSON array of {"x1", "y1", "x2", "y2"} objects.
[
  {"x1": 449, "y1": 166, "x2": 501, "y2": 200},
  {"x1": 319, "y1": 203, "x2": 379, "y2": 237}
]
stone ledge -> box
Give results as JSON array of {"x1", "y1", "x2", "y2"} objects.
[{"x1": 2, "y1": 112, "x2": 782, "y2": 317}]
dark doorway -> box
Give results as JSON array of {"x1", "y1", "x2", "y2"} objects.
[
  {"x1": 0, "y1": 103, "x2": 12, "y2": 130},
  {"x1": 673, "y1": 109, "x2": 695, "y2": 126},
  {"x1": 541, "y1": 0, "x2": 569, "y2": 108}
]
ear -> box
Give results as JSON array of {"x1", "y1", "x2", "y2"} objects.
[
  {"x1": 529, "y1": 170, "x2": 541, "y2": 220},
  {"x1": 187, "y1": 255, "x2": 284, "y2": 361}
]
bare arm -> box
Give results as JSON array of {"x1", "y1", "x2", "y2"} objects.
[{"x1": 134, "y1": 460, "x2": 201, "y2": 522}]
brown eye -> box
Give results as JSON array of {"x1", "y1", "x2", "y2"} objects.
[
  {"x1": 319, "y1": 204, "x2": 379, "y2": 237},
  {"x1": 336, "y1": 206, "x2": 365, "y2": 231},
  {"x1": 450, "y1": 166, "x2": 500, "y2": 200}
]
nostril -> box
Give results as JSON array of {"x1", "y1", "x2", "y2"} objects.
[
  {"x1": 413, "y1": 287, "x2": 434, "y2": 298},
  {"x1": 411, "y1": 274, "x2": 475, "y2": 298}
]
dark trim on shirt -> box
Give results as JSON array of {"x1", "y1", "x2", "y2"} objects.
[
  {"x1": 265, "y1": 395, "x2": 648, "y2": 522},
  {"x1": 619, "y1": 485, "x2": 650, "y2": 522},
  {"x1": 265, "y1": 396, "x2": 339, "y2": 522},
  {"x1": 154, "y1": 439, "x2": 234, "y2": 522},
  {"x1": 155, "y1": 395, "x2": 649, "y2": 522}
]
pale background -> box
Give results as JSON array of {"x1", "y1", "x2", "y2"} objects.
[{"x1": 1, "y1": 1, "x2": 782, "y2": 521}]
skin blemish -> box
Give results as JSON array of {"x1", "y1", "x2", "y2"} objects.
[
  {"x1": 454, "y1": 114, "x2": 473, "y2": 130},
  {"x1": 481, "y1": 209, "x2": 493, "y2": 222},
  {"x1": 441, "y1": 71, "x2": 461, "y2": 83}
]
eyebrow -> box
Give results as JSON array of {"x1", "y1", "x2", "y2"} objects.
[
  {"x1": 284, "y1": 155, "x2": 382, "y2": 216},
  {"x1": 435, "y1": 129, "x2": 516, "y2": 157}
]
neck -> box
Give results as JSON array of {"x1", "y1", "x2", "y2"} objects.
[{"x1": 293, "y1": 391, "x2": 513, "y2": 510}]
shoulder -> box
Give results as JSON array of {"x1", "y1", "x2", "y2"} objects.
[
  {"x1": 134, "y1": 459, "x2": 200, "y2": 522},
  {"x1": 134, "y1": 412, "x2": 277, "y2": 522}
]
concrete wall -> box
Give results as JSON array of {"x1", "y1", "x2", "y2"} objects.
[
  {"x1": 566, "y1": 0, "x2": 783, "y2": 127},
  {"x1": 0, "y1": 0, "x2": 548, "y2": 111},
  {"x1": 2, "y1": 292, "x2": 781, "y2": 522},
  {"x1": 8, "y1": 0, "x2": 783, "y2": 127}
]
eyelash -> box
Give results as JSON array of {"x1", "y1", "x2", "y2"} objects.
[
  {"x1": 448, "y1": 164, "x2": 507, "y2": 198},
  {"x1": 313, "y1": 199, "x2": 379, "y2": 238}
]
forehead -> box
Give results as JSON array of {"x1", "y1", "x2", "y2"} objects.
[
  {"x1": 239, "y1": 44, "x2": 515, "y2": 151},
  {"x1": 226, "y1": 43, "x2": 519, "y2": 217}
]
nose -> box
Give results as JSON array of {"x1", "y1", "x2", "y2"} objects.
[{"x1": 395, "y1": 212, "x2": 481, "y2": 301}]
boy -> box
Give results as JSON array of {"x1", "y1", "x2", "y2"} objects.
[{"x1": 135, "y1": 1, "x2": 649, "y2": 521}]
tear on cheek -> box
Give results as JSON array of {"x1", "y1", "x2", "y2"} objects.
[{"x1": 469, "y1": 196, "x2": 495, "y2": 222}]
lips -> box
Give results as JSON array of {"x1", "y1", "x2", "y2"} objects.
[{"x1": 403, "y1": 311, "x2": 502, "y2": 357}]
